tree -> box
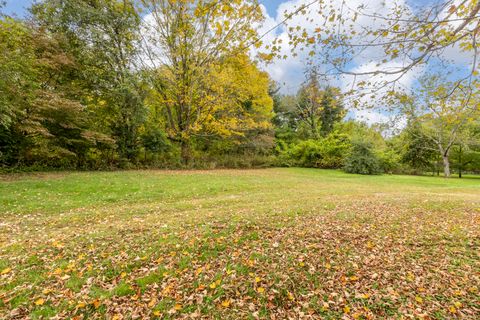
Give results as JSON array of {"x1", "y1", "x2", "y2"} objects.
[
  {"x1": 139, "y1": 0, "x2": 264, "y2": 163},
  {"x1": 295, "y1": 71, "x2": 324, "y2": 138},
  {"x1": 272, "y1": 0, "x2": 479, "y2": 101},
  {"x1": 295, "y1": 70, "x2": 344, "y2": 139},
  {"x1": 398, "y1": 75, "x2": 479, "y2": 177},
  {"x1": 344, "y1": 140, "x2": 382, "y2": 175},
  {"x1": 450, "y1": 121, "x2": 480, "y2": 177},
  {"x1": 175, "y1": 53, "x2": 274, "y2": 164},
  {"x1": 0, "y1": 17, "x2": 109, "y2": 167},
  {"x1": 32, "y1": 0, "x2": 147, "y2": 161},
  {"x1": 318, "y1": 86, "x2": 345, "y2": 136},
  {"x1": 399, "y1": 122, "x2": 438, "y2": 174}
]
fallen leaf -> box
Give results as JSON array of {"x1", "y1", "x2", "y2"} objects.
[
  {"x1": 221, "y1": 299, "x2": 231, "y2": 308},
  {"x1": 1, "y1": 268, "x2": 11, "y2": 275},
  {"x1": 92, "y1": 299, "x2": 101, "y2": 309}
]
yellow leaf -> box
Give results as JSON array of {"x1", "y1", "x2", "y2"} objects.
[
  {"x1": 148, "y1": 298, "x2": 157, "y2": 308},
  {"x1": 406, "y1": 272, "x2": 415, "y2": 281},
  {"x1": 454, "y1": 301, "x2": 462, "y2": 308},
  {"x1": 153, "y1": 310, "x2": 161, "y2": 316},
  {"x1": 112, "y1": 315, "x2": 121, "y2": 320},
  {"x1": 1, "y1": 268, "x2": 11, "y2": 275},
  {"x1": 174, "y1": 303, "x2": 182, "y2": 310},
  {"x1": 257, "y1": 287, "x2": 265, "y2": 294},
  {"x1": 42, "y1": 289, "x2": 52, "y2": 295},
  {"x1": 92, "y1": 299, "x2": 101, "y2": 309},
  {"x1": 120, "y1": 272, "x2": 127, "y2": 278},
  {"x1": 415, "y1": 296, "x2": 423, "y2": 303},
  {"x1": 255, "y1": 277, "x2": 261, "y2": 283},
  {"x1": 344, "y1": 305, "x2": 350, "y2": 314},
  {"x1": 361, "y1": 293, "x2": 370, "y2": 299},
  {"x1": 349, "y1": 275, "x2": 358, "y2": 281},
  {"x1": 287, "y1": 291, "x2": 294, "y2": 300},
  {"x1": 221, "y1": 299, "x2": 231, "y2": 308},
  {"x1": 77, "y1": 302, "x2": 86, "y2": 308},
  {"x1": 35, "y1": 298, "x2": 45, "y2": 306},
  {"x1": 209, "y1": 282, "x2": 216, "y2": 289},
  {"x1": 449, "y1": 305, "x2": 457, "y2": 313}
]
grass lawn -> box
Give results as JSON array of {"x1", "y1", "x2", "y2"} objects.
[{"x1": 0, "y1": 168, "x2": 479, "y2": 319}]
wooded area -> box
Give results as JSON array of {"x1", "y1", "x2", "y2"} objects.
[{"x1": 1, "y1": 0, "x2": 479, "y2": 177}]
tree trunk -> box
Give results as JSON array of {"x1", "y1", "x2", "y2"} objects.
[
  {"x1": 442, "y1": 155, "x2": 451, "y2": 178},
  {"x1": 180, "y1": 140, "x2": 191, "y2": 167},
  {"x1": 458, "y1": 145, "x2": 462, "y2": 178}
]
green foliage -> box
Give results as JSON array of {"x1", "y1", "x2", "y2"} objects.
[
  {"x1": 396, "y1": 123, "x2": 437, "y2": 173},
  {"x1": 32, "y1": 0, "x2": 146, "y2": 161},
  {"x1": 278, "y1": 131, "x2": 351, "y2": 168},
  {"x1": 343, "y1": 141, "x2": 382, "y2": 175},
  {"x1": 294, "y1": 72, "x2": 345, "y2": 139},
  {"x1": 1, "y1": 1, "x2": 478, "y2": 174}
]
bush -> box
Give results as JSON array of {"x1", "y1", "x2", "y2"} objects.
[
  {"x1": 378, "y1": 149, "x2": 402, "y2": 173},
  {"x1": 287, "y1": 140, "x2": 323, "y2": 167},
  {"x1": 277, "y1": 132, "x2": 351, "y2": 168},
  {"x1": 343, "y1": 141, "x2": 382, "y2": 175},
  {"x1": 316, "y1": 132, "x2": 351, "y2": 168}
]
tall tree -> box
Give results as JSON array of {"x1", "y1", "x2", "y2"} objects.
[
  {"x1": 296, "y1": 71, "x2": 323, "y2": 139},
  {"x1": 0, "y1": 17, "x2": 108, "y2": 167},
  {"x1": 398, "y1": 75, "x2": 480, "y2": 177},
  {"x1": 295, "y1": 70, "x2": 344, "y2": 139},
  {"x1": 139, "y1": 0, "x2": 264, "y2": 163},
  {"x1": 399, "y1": 122, "x2": 438, "y2": 173},
  {"x1": 318, "y1": 86, "x2": 345, "y2": 136},
  {"x1": 32, "y1": 0, "x2": 147, "y2": 161}
]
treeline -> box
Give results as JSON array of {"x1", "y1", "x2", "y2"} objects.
[
  {"x1": 1, "y1": 0, "x2": 273, "y2": 170},
  {"x1": 272, "y1": 73, "x2": 480, "y2": 177},
  {"x1": 1, "y1": 0, "x2": 479, "y2": 176}
]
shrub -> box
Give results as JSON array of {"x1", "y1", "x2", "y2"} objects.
[
  {"x1": 288, "y1": 140, "x2": 324, "y2": 167},
  {"x1": 316, "y1": 132, "x2": 351, "y2": 168},
  {"x1": 343, "y1": 141, "x2": 382, "y2": 175},
  {"x1": 277, "y1": 132, "x2": 351, "y2": 168}
]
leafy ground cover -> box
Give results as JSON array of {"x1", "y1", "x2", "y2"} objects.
[{"x1": 0, "y1": 169, "x2": 479, "y2": 319}]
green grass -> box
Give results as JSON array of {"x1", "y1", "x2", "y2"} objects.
[{"x1": 0, "y1": 168, "x2": 479, "y2": 319}]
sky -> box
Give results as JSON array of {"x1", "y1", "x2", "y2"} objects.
[{"x1": 2, "y1": 0, "x2": 473, "y2": 127}]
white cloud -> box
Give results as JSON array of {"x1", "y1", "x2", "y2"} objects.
[
  {"x1": 256, "y1": 0, "x2": 414, "y2": 94},
  {"x1": 255, "y1": 0, "x2": 422, "y2": 126}
]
